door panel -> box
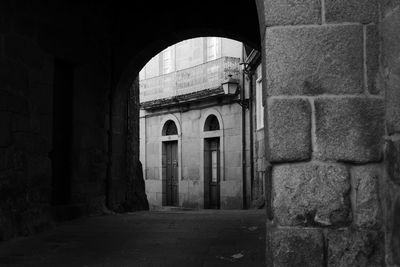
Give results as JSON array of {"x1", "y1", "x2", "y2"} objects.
[
  {"x1": 166, "y1": 143, "x2": 171, "y2": 205},
  {"x1": 165, "y1": 141, "x2": 178, "y2": 206},
  {"x1": 172, "y1": 142, "x2": 178, "y2": 206},
  {"x1": 204, "y1": 138, "x2": 220, "y2": 209},
  {"x1": 204, "y1": 147, "x2": 211, "y2": 208}
]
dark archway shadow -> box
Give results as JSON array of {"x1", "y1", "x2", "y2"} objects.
[{"x1": 107, "y1": 1, "x2": 262, "y2": 211}]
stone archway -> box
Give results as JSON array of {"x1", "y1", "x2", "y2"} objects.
[
  {"x1": 110, "y1": 31, "x2": 259, "y2": 212},
  {"x1": 115, "y1": 1, "x2": 387, "y2": 266},
  {"x1": 0, "y1": 2, "x2": 396, "y2": 264}
]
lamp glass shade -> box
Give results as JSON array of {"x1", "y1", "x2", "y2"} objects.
[{"x1": 222, "y1": 78, "x2": 238, "y2": 95}]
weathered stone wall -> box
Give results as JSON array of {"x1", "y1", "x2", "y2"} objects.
[
  {"x1": 380, "y1": 0, "x2": 400, "y2": 266},
  {"x1": 0, "y1": 1, "x2": 141, "y2": 240},
  {"x1": 0, "y1": 3, "x2": 54, "y2": 239},
  {"x1": 71, "y1": 61, "x2": 110, "y2": 215},
  {"x1": 0, "y1": 0, "x2": 260, "y2": 242},
  {"x1": 258, "y1": 0, "x2": 386, "y2": 265}
]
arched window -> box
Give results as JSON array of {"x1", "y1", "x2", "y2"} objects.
[
  {"x1": 204, "y1": 115, "x2": 220, "y2": 131},
  {"x1": 162, "y1": 120, "x2": 178, "y2": 136}
]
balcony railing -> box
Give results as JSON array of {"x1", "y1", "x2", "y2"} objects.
[{"x1": 139, "y1": 57, "x2": 241, "y2": 103}]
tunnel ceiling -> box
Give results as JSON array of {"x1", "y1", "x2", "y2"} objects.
[
  {"x1": 110, "y1": 0, "x2": 261, "y2": 81},
  {"x1": 112, "y1": 0, "x2": 260, "y2": 49},
  {"x1": 23, "y1": 0, "x2": 260, "y2": 86}
]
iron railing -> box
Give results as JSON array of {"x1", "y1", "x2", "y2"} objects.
[{"x1": 139, "y1": 57, "x2": 241, "y2": 103}]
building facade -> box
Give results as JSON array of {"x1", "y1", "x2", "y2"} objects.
[
  {"x1": 139, "y1": 37, "x2": 258, "y2": 209},
  {"x1": 243, "y1": 48, "x2": 266, "y2": 209}
]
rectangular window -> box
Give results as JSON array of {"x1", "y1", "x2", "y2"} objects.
[
  {"x1": 256, "y1": 65, "x2": 264, "y2": 130},
  {"x1": 162, "y1": 47, "x2": 174, "y2": 74},
  {"x1": 207, "y1": 37, "x2": 220, "y2": 61},
  {"x1": 211, "y1": 150, "x2": 218, "y2": 182},
  {"x1": 175, "y1": 38, "x2": 203, "y2": 70}
]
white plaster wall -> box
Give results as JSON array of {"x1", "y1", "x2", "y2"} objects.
[{"x1": 142, "y1": 102, "x2": 243, "y2": 209}]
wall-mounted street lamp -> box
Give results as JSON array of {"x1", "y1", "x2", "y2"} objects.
[
  {"x1": 222, "y1": 74, "x2": 249, "y2": 109},
  {"x1": 222, "y1": 74, "x2": 239, "y2": 95}
]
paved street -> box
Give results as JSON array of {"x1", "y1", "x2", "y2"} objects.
[{"x1": 0, "y1": 210, "x2": 265, "y2": 267}]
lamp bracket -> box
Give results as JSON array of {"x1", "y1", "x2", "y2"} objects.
[{"x1": 237, "y1": 99, "x2": 249, "y2": 109}]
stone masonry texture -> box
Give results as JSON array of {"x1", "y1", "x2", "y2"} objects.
[
  {"x1": 325, "y1": 0, "x2": 379, "y2": 23},
  {"x1": 272, "y1": 163, "x2": 351, "y2": 226},
  {"x1": 327, "y1": 229, "x2": 384, "y2": 267},
  {"x1": 381, "y1": 7, "x2": 400, "y2": 134},
  {"x1": 367, "y1": 25, "x2": 380, "y2": 94},
  {"x1": 385, "y1": 73, "x2": 400, "y2": 134},
  {"x1": 265, "y1": 24, "x2": 363, "y2": 96},
  {"x1": 351, "y1": 165, "x2": 382, "y2": 229},
  {"x1": 267, "y1": 98, "x2": 311, "y2": 162},
  {"x1": 388, "y1": 195, "x2": 400, "y2": 265},
  {"x1": 381, "y1": 0, "x2": 400, "y2": 17},
  {"x1": 315, "y1": 97, "x2": 385, "y2": 163},
  {"x1": 387, "y1": 139, "x2": 400, "y2": 185},
  {"x1": 271, "y1": 228, "x2": 324, "y2": 267},
  {"x1": 381, "y1": 3, "x2": 400, "y2": 264},
  {"x1": 263, "y1": 0, "x2": 321, "y2": 26}
]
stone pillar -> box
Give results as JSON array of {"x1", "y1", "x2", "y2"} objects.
[
  {"x1": 109, "y1": 63, "x2": 149, "y2": 212},
  {"x1": 108, "y1": 75, "x2": 129, "y2": 211},
  {"x1": 125, "y1": 77, "x2": 149, "y2": 211},
  {"x1": 258, "y1": 0, "x2": 385, "y2": 266}
]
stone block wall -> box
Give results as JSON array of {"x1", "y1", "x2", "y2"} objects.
[
  {"x1": 0, "y1": 1, "x2": 141, "y2": 240},
  {"x1": 0, "y1": 3, "x2": 54, "y2": 240},
  {"x1": 259, "y1": 0, "x2": 386, "y2": 265}
]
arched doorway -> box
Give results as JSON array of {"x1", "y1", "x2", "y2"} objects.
[
  {"x1": 203, "y1": 114, "x2": 222, "y2": 209},
  {"x1": 110, "y1": 1, "x2": 387, "y2": 266},
  {"x1": 161, "y1": 119, "x2": 179, "y2": 206}
]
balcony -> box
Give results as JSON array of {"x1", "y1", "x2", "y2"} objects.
[{"x1": 139, "y1": 57, "x2": 241, "y2": 103}]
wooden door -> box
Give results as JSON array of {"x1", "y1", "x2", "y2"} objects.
[
  {"x1": 166, "y1": 141, "x2": 178, "y2": 206},
  {"x1": 204, "y1": 138, "x2": 220, "y2": 209}
]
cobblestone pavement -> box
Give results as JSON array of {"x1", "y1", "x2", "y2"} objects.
[{"x1": 0, "y1": 210, "x2": 266, "y2": 267}]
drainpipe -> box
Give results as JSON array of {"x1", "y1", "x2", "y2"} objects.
[
  {"x1": 248, "y1": 70, "x2": 254, "y2": 204},
  {"x1": 241, "y1": 48, "x2": 247, "y2": 209}
]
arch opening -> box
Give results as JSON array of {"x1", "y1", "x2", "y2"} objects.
[
  {"x1": 162, "y1": 120, "x2": 178, "y2": 136},
  {"x1": 138, "y1": 36, "x2": 262, "y2": 211},
  {"x1": 204, "y1": 115, "x2": 220, "y2": 131}
]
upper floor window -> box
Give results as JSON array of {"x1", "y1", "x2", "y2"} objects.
[
  {"x1": 256, "y1": 65, "x2": 264, "y2": 130},
  {"x1": 204, "y1": 115, "x2": 220, "y2": 131},
  {"x1": 162, "y1": 47, "x2": 174, "y2": 74},
  {"x1": 207, "y1": 37, "x2": 220, "y2": 61}
]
